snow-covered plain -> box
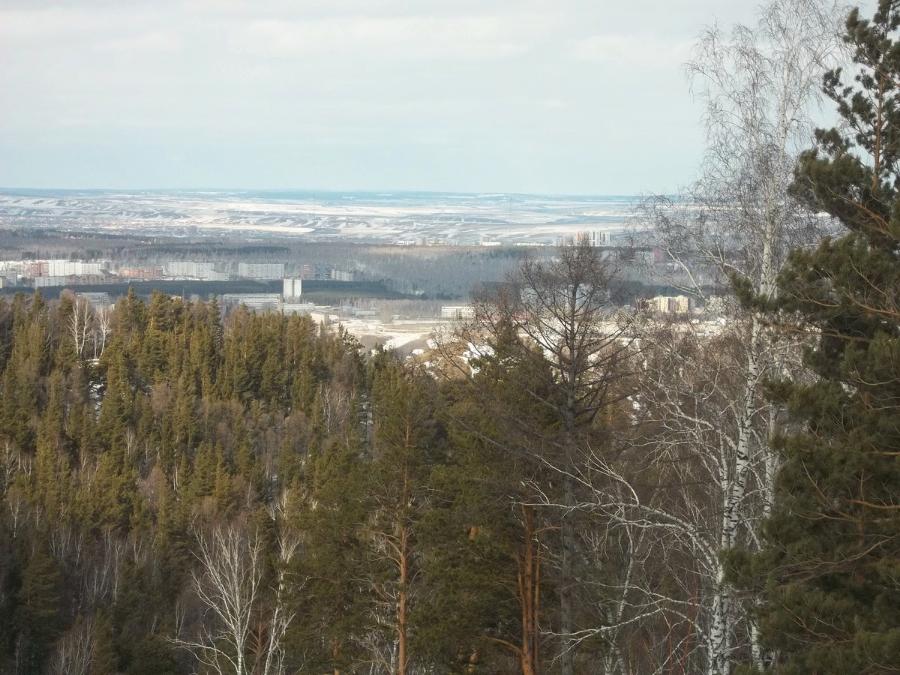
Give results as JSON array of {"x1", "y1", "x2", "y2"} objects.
[{"x1": 0, "y1": 190, "x2": 640, "y2": 245}]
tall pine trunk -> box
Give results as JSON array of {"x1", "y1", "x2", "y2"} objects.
[
  {"x1": 397, "y1": 523, "x2": 409, "y2": 675},
  {"x1": 559, "y1": 284, "x2": 579, "y2": 675},
  {"x1": 559, "y1": 473, "x2": 575, "y2": 675},
  {"x1": 395, "y1": 421, "x2": 413, "y2": 675},
  {"x1": 519, "y1": 505, "x2": 541, "y2": 675}
]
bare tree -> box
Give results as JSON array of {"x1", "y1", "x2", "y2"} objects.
[
  {"x1": 654, "y1": 0, "x2": 845, "y2": 299},
  {"x1": 466, "y1": 238, "x2": 634, "y2": 674},
  {"x1": 557, "y1": 506, "x2": 662, "y2": 675},
  {"x1": 175, "y1": 526, "x2": 261, "y2": 675},
  {"x1": 80, "y1": 527, "x2": 125, "y2": 607},
  {"x1": 263, "y1": 495, "x2": 302, "y2": 675},
  {"x1": 535, "y1": 321, "x2": 793, "y2": 674},
  {"x1": 173, "y1": 523, "x2": 299, "y2": 675},
  {"x1": 67, "y1": 295, "x2": 93, "y2": 360},
  {"x1": 625, "y1": 323, "x2": 771, "y2": 674},
  {"x1": 47, "y1": 616, "x2": 94, "y2": 675},
  {"x1": 646, "y1": 0, "x2": 846, "y2": 521},
  {"x1": 631, "y1": 2, "x2": 847, "y2": 670},
  {"x1": 94, "y1": 306, "x2": 111, "y2": 359}
]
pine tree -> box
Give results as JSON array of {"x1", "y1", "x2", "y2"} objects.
[
  {"x1": 15, "y1": 544, "x2": 64, "y2": 674},
  {"x1": 422, "y1": 316, "x2": 562, "y2": 674},
  {"x1": 418, "y1": 385, "x2": 543, "y2": 675},
  {"x1": 743, "y1": 2, "x2": 900, "y2": 672},
  {"x1": 290, "y1": 438, "x2": 371, "y2": 674},
  {"x1": 367, "y1": 358, "x2": 444, "y2": 675}
]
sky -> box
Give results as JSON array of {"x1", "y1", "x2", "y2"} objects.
[{"x1": 0, "y1": 1, "x2": 799, "y2": 194}]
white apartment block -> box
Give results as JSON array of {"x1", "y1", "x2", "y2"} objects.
[{"x1": 238, "y1": 263, "x2": 285, "y2": 279}]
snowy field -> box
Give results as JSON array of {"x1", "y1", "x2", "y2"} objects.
[{"x1": 0, "y1": 189, "x2": 641, "y2": 245}]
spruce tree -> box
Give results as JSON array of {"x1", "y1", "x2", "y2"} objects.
[
  {"x1": 418, "y1": 374, "x2": 546, "y2": 675},
  {"x1": 367, "y1": 356, "x2": 444, "y2": 675},
  {"x1": 745, "y1": 2, "x2": 900, "y2": 671},
  {"x1": 15, "y1": 544, "x2": 64, "y2": 674},
  {"x1": 291, "y1": 438, "x2": 370, "y2": 673}
]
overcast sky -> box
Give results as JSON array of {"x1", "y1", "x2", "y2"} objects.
[{"x1": 0, "y1": 1, "x2": 796, "y2": 193}]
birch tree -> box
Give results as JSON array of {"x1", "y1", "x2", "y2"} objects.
[
  {"x1": 647, "y1": 0, "x2": 845, "y2": 521},
  {"x1": 66, "y1": 295, "x2": 93, "y2": 361},
  {"x1": 47, "y1": 616, "x2": 94, "y2": 675},
  {"x1": 174, "y1": 523, "x2": 298, "y2": 675},
  {"x1": 528, "y1": 319, "x2": 801, "y2": 673},
  {"x1": 93, "y1": 306, "x2": 111, "y2": 360},
  {"x1": 630, "y1": 1, "x2": 847, "y2": 670},
  {"x1": 624, "y1": 324, "x2": 774, "y2": 673}
]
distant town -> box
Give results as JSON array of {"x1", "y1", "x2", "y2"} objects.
[
  {"x1": 0, "y1": 190, "x2": 729, "y2": 359},
  {"x1": 0, "y1": 234, "x2": 714, "y2": 360}
]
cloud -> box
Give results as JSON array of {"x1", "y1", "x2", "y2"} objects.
[
  {"x1": 0, "y1": 0, "x2": 765, "y2": 192},
  {"x1": 93, "y1": 29, "x2": 184, "y2": 54},
  {"x1": 570, "y1": 34, "x2": 692, "y2": 69},
  {"x1": 0, "y1": 7, "x2": 112, "y2": 42},
  {"x1": 231, "y1": 15, "x2": 540, "y2": 60}
]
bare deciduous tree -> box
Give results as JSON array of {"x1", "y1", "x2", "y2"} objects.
[
  {"x1": 645, "y1": 0, "x2": 845, "y2": 521},
  {"x1": 627, "y1": 2, "x2": 847, "y2": 670},
  {"x1": 67, "y1": 296, "x2": 93, "y2": 360},
  {"x1": 173, "y1": 523, "x2": 299, "y2": 675},
  {"x1": 176, "y1": 526, "x2": 261, "y2": 675},
  {"x1": 263, "y1": 495, "x2": 302, "y2": 675},
  {"x1": 47, "y1": 616, "x2": 94, "y2": 675},
  {"x1": 466, "y1": 238, "x2": 635, "y2": 674},
  {"x1": 94, "y1": 306, "x2": 111, "y2": 359},
  {"x1": 537, "y1": 322, "x2": 791, "y2": 673}
]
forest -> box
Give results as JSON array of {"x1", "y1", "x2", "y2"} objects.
[{"x1": 1, "y1": 0, "x2": 899, "y2": 674}]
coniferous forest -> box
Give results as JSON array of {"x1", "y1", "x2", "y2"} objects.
[{"x1": 1, "y1": 1, "x2": 900, "y2": 674}]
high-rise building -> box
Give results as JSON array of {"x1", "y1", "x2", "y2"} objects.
[
  {"x1": 237, "y1": 262, "x2": 285, "y2": 279},
  {"x1": 282, "y1": 278, "x2": 303, "y2": 300},
  {"x1": 441, "y1": 305, "x2": 475, "y2": 320}
]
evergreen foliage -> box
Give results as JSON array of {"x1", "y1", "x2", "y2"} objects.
[{"x1": 0, "y1": 289, "x2": 592, "y2": 673}]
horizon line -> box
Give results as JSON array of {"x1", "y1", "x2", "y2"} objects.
[{"x1": 0, "y1": 186, "x2": 670, "y2": 200}]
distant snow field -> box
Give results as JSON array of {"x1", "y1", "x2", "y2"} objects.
[{"x1": 0, "y1": 189, "x2": 642, "y2": 245}]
